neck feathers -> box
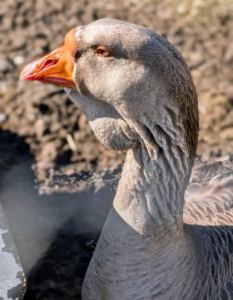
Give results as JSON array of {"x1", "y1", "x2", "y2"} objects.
[{"x1": 114, "y1": 136, "x2": 191, "y2": 234}]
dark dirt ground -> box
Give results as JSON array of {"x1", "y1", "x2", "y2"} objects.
[
  {"x1": 1, "y1": 0, "x2": 233, "y2": 178},
  {"x1": 0, "y1": 0, "x2": 233, "y2": 299}
]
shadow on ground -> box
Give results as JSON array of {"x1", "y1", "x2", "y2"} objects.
[{"x1": 0, "y1": 130, "x2": 118, "y2": 299}]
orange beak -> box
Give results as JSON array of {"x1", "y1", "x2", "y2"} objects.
[{"x1": 20, "y1": 28, "x2": 78, "y2": 88}]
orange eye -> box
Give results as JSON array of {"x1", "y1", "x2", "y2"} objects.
[{"x1": 94, "y1": 46, "x2": 111, "y2": 58}]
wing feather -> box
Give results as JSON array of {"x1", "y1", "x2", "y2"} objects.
[{"x1": 183, "y1": 157, "x2": 233, "y2": 226}]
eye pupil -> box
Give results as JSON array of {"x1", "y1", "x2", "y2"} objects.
[{"x1": 95, "y1": 47, "x2": 111, "y2": 57}]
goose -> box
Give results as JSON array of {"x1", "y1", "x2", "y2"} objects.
[{"x1": 20, "y1": 18, "x2": 233, "y2": 300}]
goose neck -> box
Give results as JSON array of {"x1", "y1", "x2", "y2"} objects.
[{"x1": 113, "y1": 143, "x2": 190, "y2": 233}]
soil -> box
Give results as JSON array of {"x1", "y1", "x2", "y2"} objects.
[
  {"x1": 0, "y1": 0, "x2": 233, "y2": 299},
  {"x1": 1, "y1": 0, "x2": 233, "y2": 177}
]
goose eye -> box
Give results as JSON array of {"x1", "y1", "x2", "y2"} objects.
[{"x1": 95, "y1": 46, "x2": 111, "y2": 58}]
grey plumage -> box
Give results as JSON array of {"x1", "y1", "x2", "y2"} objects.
[
  {"x1": 64, "y1": 19, "x2": 233, "y2": 300},
  {"x1": 23, "y1": 18, "x2": 233, "y2": 300}
]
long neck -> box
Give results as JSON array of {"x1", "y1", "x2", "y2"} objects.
[
  {"x1": 82, "y1": 142, "x2": 198, "y2": 300},
  {"x1": 114, "y1": 142, "x2": 191, "y2": 234}
]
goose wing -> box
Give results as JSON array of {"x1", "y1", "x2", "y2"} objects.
[{"x1": 183, "y1": 157, "x2": 233, "y2": 226}]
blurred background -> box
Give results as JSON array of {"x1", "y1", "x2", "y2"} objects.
[
  {"x1": 0, "y1": 0, "x2": 233, "y2": 299},
  {"x1": 1, "y1": 0, "x2": 233, "y2": 181}
]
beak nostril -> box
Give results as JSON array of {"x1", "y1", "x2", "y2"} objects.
[
  {"x1": 44, "y1": 59, "x2": 54, "y2": 67},
  {"x1": 39, "y1": 57, "x2": 58, "y2": 72}
]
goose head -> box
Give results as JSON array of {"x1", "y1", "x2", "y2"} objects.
[{"x1": 21, "y1": 18, "x2": 199, "y2": 173}]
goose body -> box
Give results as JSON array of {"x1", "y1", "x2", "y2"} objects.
[{"x1": 21, "y1": 19, "x2": 233, "y2": 300}]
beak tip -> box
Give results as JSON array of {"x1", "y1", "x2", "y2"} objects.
[
  {"x1": 20, "y1": 62, "x2": 36, "y2": 81},
  {"x1": 19, "y1": 72, "x2": 25, "y2": 80}
]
